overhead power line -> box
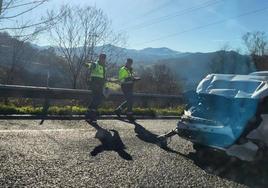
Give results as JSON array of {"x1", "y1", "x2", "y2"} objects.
[
  {"x1": 134, "y1": 6, "x2": 268, "y2": 46},
  {"x1": 118, "y1": 0, "x2": 175, "y2": 30},
  {"x1": 119, "y1": 0, "x2": 222, "y2": 32},
  {"x1": 139, "y1": 0, "x2": 175, "y2": 17}
]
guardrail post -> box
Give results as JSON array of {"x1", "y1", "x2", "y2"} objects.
[
  {"x1": 39, "y1": 87, "x2": 49, "y2": 125},
  {"x1": 40, "y1": 97, "x2": 50, "y2": 125}
]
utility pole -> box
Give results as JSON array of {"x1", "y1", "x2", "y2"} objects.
[{"x1": 46, "y1": 70, "x2": 50, "y2": 87}]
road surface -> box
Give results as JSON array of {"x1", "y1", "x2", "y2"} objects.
[{"x1": 0, "y1": 119, "x2": 266, "y2": 187}]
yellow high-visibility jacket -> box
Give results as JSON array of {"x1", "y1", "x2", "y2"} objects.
[
  {"x1": 86, "y1": 61, "x2": 105, "y2": 79},
  {"x1": 119, "y1": 66, "x2": 133, "y2": 84}
]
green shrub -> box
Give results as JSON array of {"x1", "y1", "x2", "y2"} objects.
[
  {"x1": 0, "y1": 105, "x2": 18, "y2": 114},
  {"x1": 18, "y1": 106, "x2": 43, "y2": 115},
  {"x1": 0, "y1": 104, "x2": 184, "y2": 116}
]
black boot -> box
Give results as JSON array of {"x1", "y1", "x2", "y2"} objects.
[
  {"x1": 85, "y1": 110, "x2": 97, "y2": 123},
  {"x1": 114, "y1": 109, "x2": 122, "y2": 118},
  {"x1": 126, "y1": 112, "x2": 135, "y2": 122}
]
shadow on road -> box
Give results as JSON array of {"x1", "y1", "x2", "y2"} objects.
[
  {"x1": 180, "y1": 149, "x2": 268, "y2": 187},
  {"x1": 132, "y1": 121, "x2": 178, "y2": 154},
  {"x1": 86, "y1": 121, "x2": 132, "y2": 161}
]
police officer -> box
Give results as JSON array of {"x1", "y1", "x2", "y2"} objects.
[
  {"x1": 86, "y1": 53, "x2": 106, "y2": 123},
  {"x1": 115, "y1": 58, "x2": 136, "y2": 121}
]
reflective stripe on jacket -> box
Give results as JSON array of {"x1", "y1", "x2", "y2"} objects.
[
  {"x1": 119, "y1": 66, "x2": 133, "y2": 83},
  {"x1": 90, "y1": 61, "x2": 105, "y2": 79}
]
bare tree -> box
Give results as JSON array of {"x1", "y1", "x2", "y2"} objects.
[
  {"x1": 1, "y1": 2, "x2": 64, "y2": 85},
  {"x1": 0, "y1": 0, "x2": 65, "y2": 37},
  {"x1": 0, "y1": 1, "x2": 65, "y2": 82},
  {"x1": 50, "y1": 5, "x2": 125, "y2": 89},
  {"x1": 210, "y1": 44, "x2": 254, "y2": 74},
  {"x1": 4, "y1": 25, "x2": 40, "y2": 85},
  {"x1": 0, "y1": 1, "x2": 48, "y2": 18},
  {"x1": 100, "y1": 32, "x2": 127, "y2": 63},
  {"x1": 135, "y1": 64, "x2": 182, "y2": 94},
  {"x1": 243, "y1": 31, "x2": 267, "y2": 56},
  {"x1": 242, "y1": 31, "x2": 268, "y2": 70},
  {"x1": 98, "y1": 32, "x2": 127, "y2": 78}
]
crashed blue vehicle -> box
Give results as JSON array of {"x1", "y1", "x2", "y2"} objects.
[{"x1": 161, "y1": 72, "x2": 268, "y2": 161}]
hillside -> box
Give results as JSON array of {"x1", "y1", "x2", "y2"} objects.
[
  {"x1": 0, "y1": 33, "x2": 69, "y2": 88},
  {"x1": 48, "y1": 44, "x2": 184, "y2": 65},
  {"x1": 0, "y1": 33, "x2": 255, "y2": 90},
  {"x1": 157, "y1": 51, "x2": 254, "y2": 89},
  {"x1": 117, "y1": 46, "x2": 183, "y2": 64}
]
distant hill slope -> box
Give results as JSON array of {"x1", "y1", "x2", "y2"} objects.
[
  {"x1": 157, "y1": 51, "x2": 254, "y2": 90},
  {"x1": 42, "y1": 44, "x2": 184, "y2": 65},
  {"x1": 118, "y1": 46, "x2": 183, "y2": 64},
  {"x1": 1, "y1": 39, "x2": 255, "y2": 89}
]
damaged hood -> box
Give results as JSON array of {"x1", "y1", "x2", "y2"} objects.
[{"x1": 196, "y1": 73, "x2": 268, "y2": 99}]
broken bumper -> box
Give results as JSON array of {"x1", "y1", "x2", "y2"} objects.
[{"x1": 176, "y1": 116, "x2": 236, "y2": 149}]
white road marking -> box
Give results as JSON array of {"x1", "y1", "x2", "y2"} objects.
[{"x1": 0, "y1": 129, "x2": 91, "y2": 133}]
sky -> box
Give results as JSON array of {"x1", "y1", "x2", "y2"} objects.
[{"x1": 12, "y1": 0, "x2": 268, "y2": 52}]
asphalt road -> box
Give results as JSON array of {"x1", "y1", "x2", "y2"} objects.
[{"x1": 0, "y1": 119, "x2": 266, "y2": 187}]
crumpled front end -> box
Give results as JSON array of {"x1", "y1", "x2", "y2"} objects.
[
  {"x1": 175, "y1": 73, "x2": 268, "y2": 161},
  {"x1": 177, "y1": 94, "x2": 258, "y2": 150}
]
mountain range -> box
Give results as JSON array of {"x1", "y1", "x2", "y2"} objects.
[
  {"x1": 2, "y1": 41, "x2": 255, "y2": 90},
  {"x1": 39, "y1": 44, "x2": 185, "y2": 65},
  {"x1": 93, "y1": 45, "x2": 254, "y2": 89}
]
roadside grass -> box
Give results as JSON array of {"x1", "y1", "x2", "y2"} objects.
[{"x1": 0, "y1": 104, "x2": 184, "y2": 116}]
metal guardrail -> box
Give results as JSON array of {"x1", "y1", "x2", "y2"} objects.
[
  {"x1": 0, "y1": 84, "x2": 183, "y2": 121},
  {"x1": 0, "y1": 114, "x2": 180, "y2": 120},
  {"x1": 0, "y1": 84, "x2": 183, "y2": 102}
]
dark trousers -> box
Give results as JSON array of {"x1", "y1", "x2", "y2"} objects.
[
  {"x1": 117, "y1": 84, "x2": 133, "y2": 113},
  {"x1": 88, "y1": 78, "x2": 104, "y2": 112}
]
